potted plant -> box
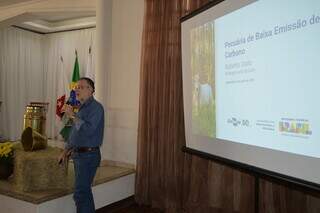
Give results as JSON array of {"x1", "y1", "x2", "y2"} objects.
[{"x1": 0, "y1": 142, "x2": 14, "y2": 179}]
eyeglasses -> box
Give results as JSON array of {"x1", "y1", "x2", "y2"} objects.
[{"x1": 75, "y1": 85, "x2": 90, "y2": 90}]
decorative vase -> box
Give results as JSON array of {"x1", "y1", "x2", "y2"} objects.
[{"x1": 0, "y1": 159, "x2": 13, "y2": 179}]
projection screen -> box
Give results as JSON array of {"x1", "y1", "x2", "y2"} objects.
[{"x1": 181, "y1": 0, "x2": 320, "y2": 186}]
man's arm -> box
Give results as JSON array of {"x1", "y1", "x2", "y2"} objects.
[
  {"x1": 64, "y1": 103, "x2": 104, "y2": 136},
  {"x1": 72, "y1": 105, "x2": 104, "y2": 136},
  {"x1": 58, "y1": 148, "x2": 72, "y2": 165}
]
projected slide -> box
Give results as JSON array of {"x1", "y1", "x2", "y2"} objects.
[
  {"x1": 190, "y1": 23, "x2": 216, "y2": 138},
  {"x1": 214, "y1": 0, "x2": 320, "y2": 158},
  {"x1": 187, "y1": 0, "x2": 320, "y2": 158}
]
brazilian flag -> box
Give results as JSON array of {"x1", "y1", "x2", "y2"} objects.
[{"x1": 60, "y1": 50, "x2": 81, "y2": 141}]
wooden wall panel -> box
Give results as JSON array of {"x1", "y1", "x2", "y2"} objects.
[
  {"x1": 259, "y1": 179, "x2": 320, "y2": 213},
  {"x1": 182, "y1": 155, "x2": 255, "y2": 213}
]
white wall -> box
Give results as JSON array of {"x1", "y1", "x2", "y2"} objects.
[{"x1": 101, "y1": 0, "x2": 144, "y2": 165}]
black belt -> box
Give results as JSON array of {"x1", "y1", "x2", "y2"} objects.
[{"x1": 74, "y1": 147, "x2": 99, "y2": 153}]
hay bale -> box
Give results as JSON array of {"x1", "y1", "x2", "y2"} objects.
[{"x1": 13, "y1": 144, "x2": 68, "y2": 192}]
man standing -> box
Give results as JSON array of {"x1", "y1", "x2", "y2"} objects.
[{"x1": 58, "y1": 77, "x2": 104, "y2": 213}]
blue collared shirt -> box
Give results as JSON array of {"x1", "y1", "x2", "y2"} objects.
[{"x1": 66, "y1": 96, "x2": 104, "y2": 149}]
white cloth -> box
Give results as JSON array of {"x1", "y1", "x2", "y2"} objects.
[
  {"x1": 85, "y1": 46, "x2": 95, "y2": 81},
  {"x1": 0, "y1": 27, "x2": 44, "y2": 140},
  {"x1": 0, "y1": 27, "x2": 96, "y2": 140}
]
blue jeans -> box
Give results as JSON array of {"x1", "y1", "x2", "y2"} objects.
[{"x1": 72, "y1": 149, "x2": 101, "y2": 213}]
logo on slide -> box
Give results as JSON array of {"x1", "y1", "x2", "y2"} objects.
[
  {"x1": 279, "y1": 118, "x2": 312, "y2": 135},
  {"x1": 227, "y1": 118, "x2": 250, "y2": 127},
  {"x1": 228, "y1": 117, "x2": 241, "y2": 126}
]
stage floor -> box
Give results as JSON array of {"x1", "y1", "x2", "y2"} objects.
[{"x1": 0, "y1": 160, "x2": 135, "y2": 204}]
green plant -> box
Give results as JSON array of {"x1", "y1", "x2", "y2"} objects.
[{"x1": 0, "y1": 142, "x2": 14, "y2": 163}]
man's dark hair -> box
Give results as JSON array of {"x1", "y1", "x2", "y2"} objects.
[{"x1": 80, "y1": 77, "x2": 95, "y2": 93}]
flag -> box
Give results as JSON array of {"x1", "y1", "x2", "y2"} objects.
[
  {"x1": 71, "y1": 51, "x2": 80, "y2": 91},
  {"x1": 68, "y1": 51, "x2": 81, "y2": 106},
  {"x1": 85, "y1": 46, "x2": 94, "y2": 80},
  {"x1": 56, "y1": 56, "x2": 69, "y2": 119},
  {"x1": 59, "y1": 50, "x2": 81, "y2": 141}
]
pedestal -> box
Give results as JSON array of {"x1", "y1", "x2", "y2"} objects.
[{"x1": 13, "y1": 145, "x2": 68, "y2": 192}]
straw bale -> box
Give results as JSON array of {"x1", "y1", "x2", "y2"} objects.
[{"x1": 13, "y1": 144, "x2": 68, "y2": 192}]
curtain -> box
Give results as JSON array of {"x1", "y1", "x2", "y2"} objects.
[
  {"x1": 0, "y1": 27, "x2": 95, "y2": 140},
  {"x1": 0, "y1": 27, "x2": 44, "y2": 140},
  {"x1": 136, "y1": 0, "x2": 255, "y2": 212},
  {"x1": 135, "y1": 0, "x2": 210, "y2": 211},
  {"x1": 44, "y1": 28, "x2": 95, "y2": 139}
]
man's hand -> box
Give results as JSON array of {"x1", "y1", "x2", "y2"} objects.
[
  {"x1": 63, "y1": 104, "x2": 75, "y2": 119},
  {"x1": 58, "y1": 149, "x2": 72, "y2": 165}
]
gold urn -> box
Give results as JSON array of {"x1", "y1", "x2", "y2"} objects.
[{"x1": 22, "y1": 104, "x2": 48, "y2": 151}]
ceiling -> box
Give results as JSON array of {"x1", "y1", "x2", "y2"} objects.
[
  {"x1": 0, "y1": 0, "x2": 33, "y2": 7},
  {"x1": 0, "y1": 0, "x2": 96, "y2": 33},
  {"x1": 32, "y1": 11, "x2": 95, "y2": 22}
]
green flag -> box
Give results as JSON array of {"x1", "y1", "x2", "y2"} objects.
[
  {"x1": 60, "y1": 51, "x2": 81, "y2": 141},
  {"x1": 71, "y1": 54, "x2": 80, "y2": 84}
]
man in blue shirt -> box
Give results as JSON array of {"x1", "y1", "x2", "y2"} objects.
[{"x1": 58, "y1": 77, "x2": 104, "y2": 213}]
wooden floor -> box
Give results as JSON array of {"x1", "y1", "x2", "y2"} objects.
[
  {"x1": 97, "y1": 204, "x2": 162, "y2": 213},
  {"x1": 96, "y1": 196, "x2": 163, "y2": 213}
]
